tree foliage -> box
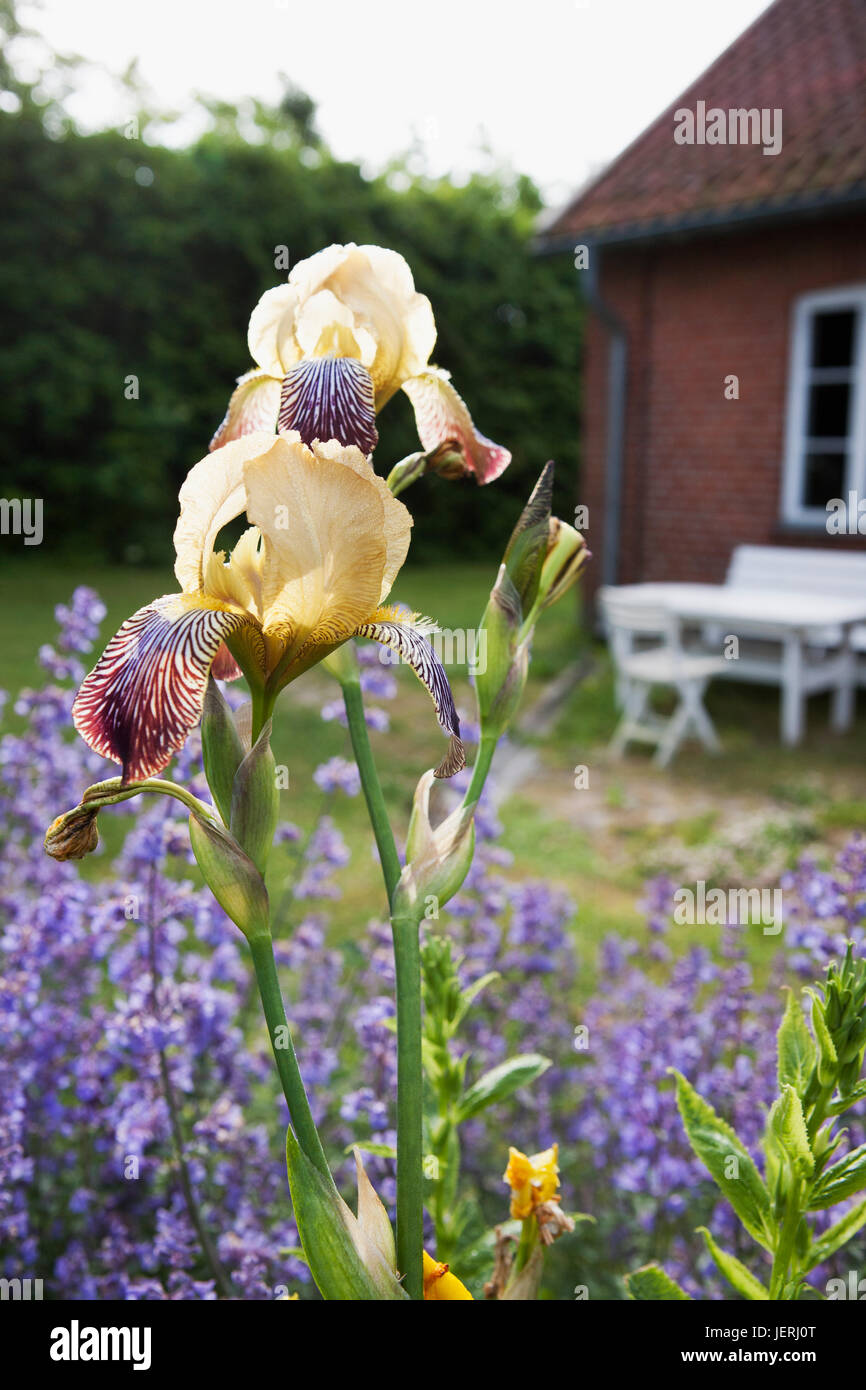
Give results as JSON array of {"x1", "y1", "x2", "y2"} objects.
[{"x1": 0, "y1": 52, "x2": 582, "y2": 563}]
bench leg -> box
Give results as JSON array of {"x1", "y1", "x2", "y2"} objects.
[
  {"x1": 781, "y1": 636, "x2": 805, "y2": 746},
  {"x1": 831, "y1": 631, "x2": 856, "y2": 732}
]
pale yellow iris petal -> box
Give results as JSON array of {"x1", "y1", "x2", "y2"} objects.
[
  {"x1": 203, "y1": 550, "x2": 253, "y2": 614},
  {"x1": 225, "y1": 525, "x2": 266, "y2": 618},
  {"x1": 326, "y1": 245, "x2": 436, "y2": 406},
  {"x1": 247, "y1": 243, "x2": 436, "y2": 410},
  {"x1": 202, "y1": 527, "x2": 265, "y2": 620},
  {"x1": 359, "y1": 244, "x2": 437, "y2": 394},
  {"x1": 247, "y1": 282, "x2": 303, "y2": 378},
  {"x1": 314, "y1": 440, "x2": 412, "y2": 602},
  {"x1": 174, "y1": 433, "x2": 281, "y2": 596},
  {"x1": 294, "y1": 289, "x2": 372, "y2": 364},
  {"x1": 324, "y1": 247, "x2": 403, "y2": 397},
  {"x1": 242, "y1": 435, "x2": 388, "y2": 651}
]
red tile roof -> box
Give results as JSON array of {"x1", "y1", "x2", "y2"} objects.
[{"x1": 541, "y1": 0, "x2": 866, "y2": 245}]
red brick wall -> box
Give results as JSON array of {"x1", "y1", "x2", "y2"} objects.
[{"x1": 580, "y1": 215, "x2": 866, "y2": 596}]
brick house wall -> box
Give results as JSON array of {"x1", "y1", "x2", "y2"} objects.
[{"x1": 581, "y1": 214, "x2": 866, "y2": 596}]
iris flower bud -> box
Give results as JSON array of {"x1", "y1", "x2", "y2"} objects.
[
  {"x1": 475, "y1": 463, "x2": 589, "y2": 741},
  {"x1": 392, "y1": 770, "x2": 476, "y2": 921}
]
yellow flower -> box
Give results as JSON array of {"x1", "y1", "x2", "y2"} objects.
[
  {"x1": 212, "y1": 243, "x2": 510, "y2": 484},
  {"x1": 72, "y1": 432, "x2": 464, "y2": 785},
  {"x1": 422, "y1": 1250, "x2": 473, "y2": 1300},
  {"x1": 503, "y1": 1143, "x2": 560, "y2": 1220}
]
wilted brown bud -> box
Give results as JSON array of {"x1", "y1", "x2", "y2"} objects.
[
  {"x1": 535, "y1": 1199, "x2": 576, "y2": 1246},
  {"x1": 424, "y1": 439, "x2": 470, "y2": 481},
  {"x1": 386, "y1": 441, "x2": 470, "y2": 498},
  {"x1": 44, "y1": 804, "x2": 100, "y2": 861}
]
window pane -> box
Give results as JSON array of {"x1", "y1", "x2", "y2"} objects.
[
  {"x1": 807, "y1": 381, "x2": 850, "y2": 437},
  {"x1": 810, "y1": 310, "x2": 855, "y2": 368},
  {"x1": 802, "y1": 449, "x2": 846, "y2": 507}
]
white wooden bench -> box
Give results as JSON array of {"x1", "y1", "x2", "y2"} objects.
[
  {"x1": 725, "y1": 546, "x2": 866, "y2": 678},
  {"x1": 600, "y1": 552, "x2": 866, "y2": 745}
]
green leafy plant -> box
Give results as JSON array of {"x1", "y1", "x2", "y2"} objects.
[
  {"x1": 628, "y1": 945, "x2": 866, "y2": 1300},
  {"x1": 420, "y1": 931, "x2": 551, "y2": 1264}
]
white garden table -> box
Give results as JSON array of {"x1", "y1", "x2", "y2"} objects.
[{"x1": 607, "y1": 583, "x2": 866, "y2": 746}]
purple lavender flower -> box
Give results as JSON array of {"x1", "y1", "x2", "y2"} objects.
[{"x1": 312, "y1": 757, "x2": 361, "y2": 797}]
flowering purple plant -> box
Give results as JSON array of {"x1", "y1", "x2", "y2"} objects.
[{"x1": 6, "y1": 590, "x2": 866, "y2": 1299}]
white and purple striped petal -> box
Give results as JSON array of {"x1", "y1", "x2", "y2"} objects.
[
  {"x1": 353, "y1": 618, "x2": 465, "y2": 778},
  {"x1": 72, "y1": 595, "x2": 245, "y2": 784},
  {"x1": 277, "y1": 356, "x2": 378, "y2": 455}
]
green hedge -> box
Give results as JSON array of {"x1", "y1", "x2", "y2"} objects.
[{"x1": 0, "y1": 108, "x2": 582, "y2": 563}]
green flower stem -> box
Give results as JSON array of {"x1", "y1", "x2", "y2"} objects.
[
  {"x1": 247, "y1": 932, "x2": 332, "y2": 1186},
  {"x1": 250, "y1": 685, "x2": 272, "y2": 745},
  {"x1": 82, "y1": 776, "x2": 214, "y2": 819},
  {"x1": 512, "y1": 1214, "x2": 539, "y2": 1279},
  {"x1": 342, "y1": 672, "x2": 425, "y2": 1295},
  {"x1": 464, "y1": 734, "x2": 497, "y2": 807},
  {"x1": 341, "y1": 676, "x2": 402, "y2": 903},
  {"x1": 769, "y1": 1182, "x2": 803, "y2": 1299},
  {"x1": 391, "y1": 913, "x2": 424, "y2": 1301},
  {"x1": 342, "y1": 676, "x2": 504, "y2": 1297}
]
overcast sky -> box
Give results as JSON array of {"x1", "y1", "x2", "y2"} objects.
[{"x1": 20, "y1": 0, "x2": 773, "y2": 207}]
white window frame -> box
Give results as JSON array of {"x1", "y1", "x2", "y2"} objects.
[{"x1": 781, "y1": 284, "x2": 866, "y2": 528}]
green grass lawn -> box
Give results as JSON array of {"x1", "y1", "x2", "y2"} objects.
[{"x1": 0, "y1": 556, "x2": 582, "y2": 699}]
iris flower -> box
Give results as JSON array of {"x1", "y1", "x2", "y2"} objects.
[
  {"x1": 72, "y1": 432, "x2": 464, "y2": 785},
  {"x1": 211, "y1": 243, "x2": 510, "y2": 485}
]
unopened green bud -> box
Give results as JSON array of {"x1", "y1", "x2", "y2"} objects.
[
  {"x1": 812, "y1": 1122, "x2": 844, "y2": 1164},
  {"x1": 285, "y1": 1130, "x2": 406, "y2": 1300},
  {"x1": 840, "y1": 1015, "x2": 866, "y2": 1065},
  {"x1": 532, "y1": 517, "x2": 590, "y2": 617},
  {"x1": 476, "y1": 465, "x2": 589, "y2": 741},
  {"x1": 475, "y1": 566, "x2": 528, "y2": 739},
  {"x1": 825, "y1": 990, "x2": 843, "y2": 1031},
  {"x1": 386, "y1": 450, "x2": 428, "y2": 497},
  {"x1": 840, "y1": 1058, "x2": 863, "y2": 1093},
  {"x1": 188, "y1": 811, "x2": 270, "y2": 942},
  {"x1": 502, "y1": 461, "x2": 554, "y2": 612},
  {"x1": 229, "y1": 719, "x2": 279, "y2": 876},
  {"x1": 392, "y1": 770, "x2": 476, "y2": 921},
  {"x1": 807, "y1": 989, "x2": 839, "y2": 1087},
  {"x1": 201, "y1": 676, "x2": 246, "y2": 825}
]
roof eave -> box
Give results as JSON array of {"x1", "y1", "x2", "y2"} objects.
[{"x1": 533, "y1": 183, "x2": 866, "y2": 256}]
